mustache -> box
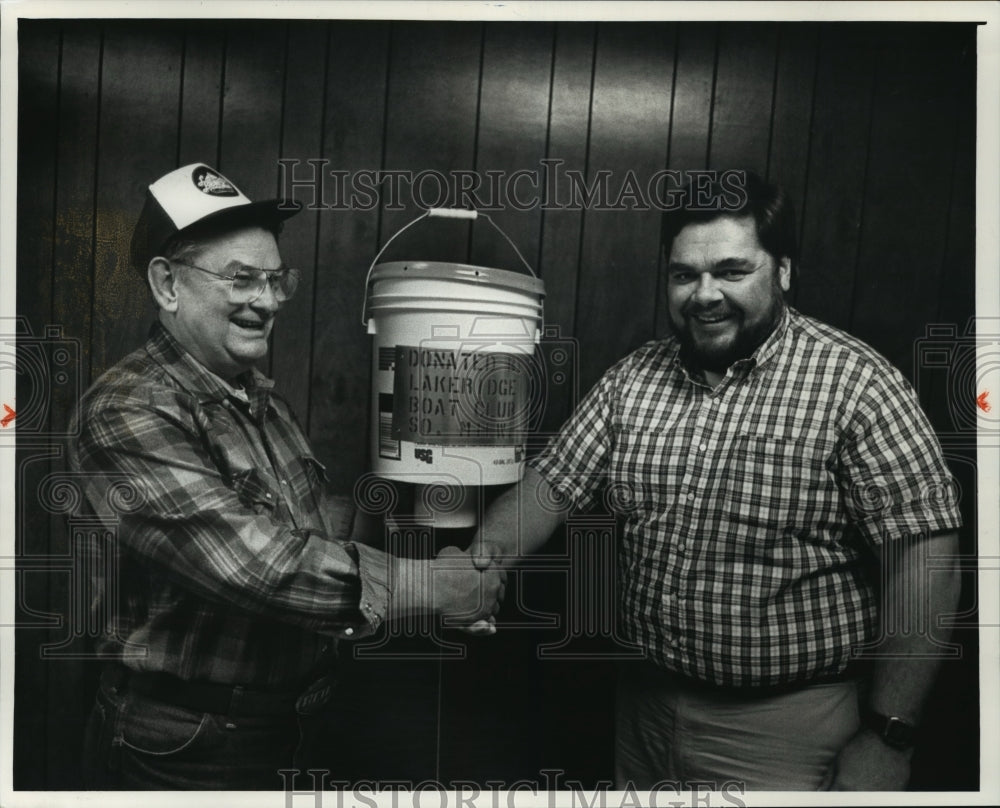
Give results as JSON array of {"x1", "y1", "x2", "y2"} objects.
[{"x1": 682, "y1": 303, "x2": 736, "y2": 318}]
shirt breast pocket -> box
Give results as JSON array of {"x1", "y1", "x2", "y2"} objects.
[
  {"x1": 286, "y1": 454, "x2": 328, "y2": 507},
  {"x1": 609, "y1": 426, "x2": 679, "y2": 514},
  {"x1": 721, "y1": 434, "x2": 833, "y2": 533},
  {"x1": 232, "y1": 468, "x2": 278, "y2": 514}
]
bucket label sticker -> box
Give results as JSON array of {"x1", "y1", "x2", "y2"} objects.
[
  {"x1": 378, "y1": 393, "x2": 400, "y2": 460},
  {"x1": 392, "y1": 345, "x2": 532, "y2": 446}
]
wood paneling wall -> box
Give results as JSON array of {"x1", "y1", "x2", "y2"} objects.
[{"x1": 15, "y1": 19, "x2": 978, "y2": 790}]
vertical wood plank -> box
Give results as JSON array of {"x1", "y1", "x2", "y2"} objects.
[
  {"x1": 911, "y1": 25, "x2": 976, "y2": 447},
  {"x1": 309, "y1": 21, "x2": 390, "y2": 492},
  {"x1": 41, "y1": 20, "x2": 102, "y2": 790},
  {"x1": 91, "y1": 21, "x2": 183, "y2": 379},
  {"x1": 14, "y1": 20, "x2": 61, "y2": 790},
  {"x1": 537, "y1": 22, "x2": 596, "y2": 432},
  {"x1": 794, "y1": 25, "x2": 875, "y2": 329},
  {"x1": 934, "y1": 26, "x2": 976, "y2": 332},
  {"x1": 709, "y1": 22, "x2": 778, "y2": 172},
  {"x1": 177, "y1": 20, "x2": 225, "y2": 166},
  {"x1": 767, "y1": 23, "x2": 819, "y2": 242},
  {"x1": 667, "y1": 22, "x2": 716, "y2": 171},
  {"x1": 850, "y1": 24, "x2": 959, "y2": 376},
  {"x1": 574, "y1": 22, "x2": 675, "y2": 394},
  {"x1": 468, "y1": 23, "x2": 553, "y2": 272},
  {"x1": 379, "y1": 22, "x2": 483, "y2": 263},
  {"x1": 217, "y1": 21, "x2": 286, "y2": 201},
  {"x1": 898, "y1": 28, "x2": 978, "y2": 789},
  {"x1": 51, "y1": 23, "x2": 101, "y2": 391},
  {"x1": 269, "y1": 22, "x2": 328, "y2": 424},
  {"x1": 17, "y1": 22, "x2": 59, "y2": 335}
]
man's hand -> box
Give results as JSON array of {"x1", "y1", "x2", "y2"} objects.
[
  {"x1": 471, "y1": 536, "x2": 504, "y2": 571},
  {"x1": 829, "y1": 728, "x2": 912, "y2": 790},
  {"x1": 389, "y1": 546, "x2": 505, "y2": 634},
  {"x1": 433, "y1": 545, "x2": 506, "y2": 634}
]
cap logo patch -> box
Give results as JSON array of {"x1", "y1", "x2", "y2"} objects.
[{"x1": 192, "y1": 166, "x2": 238, "y2": 197}]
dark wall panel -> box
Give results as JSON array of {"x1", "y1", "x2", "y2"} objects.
[
  {"x1": 14, "y1": 21, "x2": 61, "y2": 792},
  {"x1": 537, "y1": 22, "x2": 595, "y2": 431},
  {"x1": 851, "y1": 25, "x2": 962, "y2": 377},
  {"x1": 176, "y1": 22, "x2": 225, "y2": 166},
  {"x1": 380, "y1": 22, "x2": 482, "y2": 263},
  {"x1": 709, "y1": 22, "x2": 777, "y2": 172},
  {"x1": 310, "y1": 21, "x2": 390, "y2": 490},
  {"x1": 575, "y1": 22, "x2": 674, "y2": 393},
  {"x1": 51, "y1": 23, "x2": 101, "y2": 390},
  {"x1": 91, "y1": 24, "x2": 183, "y2": 378},
  {"x1": 767, "y1": 23, "x2": 819, "y2": 235},
  {"x1": 667, "y1": 23, "x2": 715, "y2": 171},
  {"x1": 469, "y1": 23, "x2": 553, "y2": 272},
  {"x1": 795, "y1": 26, "x2": 875, "y2": 328},
  {"x1": 270, "y1": 23, "x2": 329, "y2": 422}
]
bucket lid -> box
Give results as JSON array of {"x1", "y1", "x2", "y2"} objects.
[{"x1": 371, "y1": 261, "x2": 545, "y2": 298}]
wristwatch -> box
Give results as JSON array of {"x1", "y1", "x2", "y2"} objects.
[{"x1": 861, "y1": 706, "x2": 919, "y2": 750}]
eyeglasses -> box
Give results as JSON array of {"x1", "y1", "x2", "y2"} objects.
[{"x1": 171, "y1": 259, "x2": 301, "y2": 304}]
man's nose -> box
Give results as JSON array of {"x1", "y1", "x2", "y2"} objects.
[
  {"x1": 692, "y1": 272, "x2": 723, "y2": 305},
  {"x1": 251, "y1": 277, "x2": 281, "y2": 311}
]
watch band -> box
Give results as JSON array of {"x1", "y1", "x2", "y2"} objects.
[{"x1": 861, "y1": 706, "x2": 919, "y2": 750}]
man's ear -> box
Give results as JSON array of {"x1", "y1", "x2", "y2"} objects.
[
  {"x1": 778, "y1": 256, "x2": 792, "y2": 292},
  {"x1": 148, "y1": 257, "x2": 180, "y2": 312}
]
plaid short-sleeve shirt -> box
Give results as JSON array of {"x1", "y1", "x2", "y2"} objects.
[
  {"x1": 69, "y1": 323, "x2": 392, "y2": 688},
  {"x1": 530, "y1": 307, "x2": 961, "y2": 687}
]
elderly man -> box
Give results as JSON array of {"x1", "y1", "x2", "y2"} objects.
[
  {"x1": 70, "y1": 164, "x2": 503, "y2": 790},
  {"x1": 474, "y1": 171, "x2": 961, "y2": 790}
]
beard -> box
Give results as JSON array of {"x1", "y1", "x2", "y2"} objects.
[{"x1": 671, "y1": 292, "x2": 786, "y2": 374}]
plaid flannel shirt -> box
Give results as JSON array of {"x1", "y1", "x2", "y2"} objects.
[
  {"x1": 69, "y1": 322, "x2": 391, "y2": 688},
  {"x1": 531, "y1": 307, "x2": 962, "y2": 688}
]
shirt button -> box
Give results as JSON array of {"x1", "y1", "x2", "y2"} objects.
[
  {"x1": 699, "y1": 443, "x2": 707, "y2": 452},
  {"x1": 343, "y1": 628, "x2": 354, "y2": 637},
  {"x1": 225, "y1": 722, "x2": 237, "y2": 730},
  {"x1": 686, "y1": 493, "x2": 695, "y2": 501},
  {"x1": 265, "y1": 492, "x2": 273, "y2": 499},
  {"x1": 281, "y1": 479, "x2": 289, "y2": 486},
  {"x1": 676, "y1": 542, "x2": 686, "y2": 553}
]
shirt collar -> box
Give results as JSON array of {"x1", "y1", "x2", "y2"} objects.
[
  {"x1": 750, "y1": 304, "x2": 791, "y2": 370},
  {"x1": 668, "y1": 304, "x2": 793, "y2": 383},
  {"x1": 145, "y1": 321, "x2": 275, "y2": 414}
]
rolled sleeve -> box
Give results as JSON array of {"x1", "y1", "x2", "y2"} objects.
[{"x1": 839, "y1": 369, "x2": 963, "y2": 546}]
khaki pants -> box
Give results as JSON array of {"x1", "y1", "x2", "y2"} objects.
[{"x1": 615, "y1": 664, "x2": 862, "y2": 791}]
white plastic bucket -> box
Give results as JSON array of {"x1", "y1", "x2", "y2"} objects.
[{"x1": 366, "y1": 260, "x2": 545, "y2": 525}]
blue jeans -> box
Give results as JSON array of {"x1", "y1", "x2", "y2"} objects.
[{"x1": 82, "y1": 674, "x2": 309, "y2": 790}]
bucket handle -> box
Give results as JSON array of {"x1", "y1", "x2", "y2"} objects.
[{"x1": 361, "y1": 208, "x2": 537, "y2": 327}]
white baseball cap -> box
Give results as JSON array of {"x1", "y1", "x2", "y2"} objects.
[{"x1": 129, "y1": 163, "x2": 301, "y2": 271}]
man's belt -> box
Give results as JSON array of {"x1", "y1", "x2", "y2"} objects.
[
  {"x1": 103, "y1": 662, "x2": 301, "y2": 717},
  {"x1": 637, "y1": 659, "x2": 871, "y2": 699}
]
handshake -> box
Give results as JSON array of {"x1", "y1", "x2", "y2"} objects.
[{"x1": 388, "y1": 541, "x2": 508, "y2": 635}]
